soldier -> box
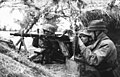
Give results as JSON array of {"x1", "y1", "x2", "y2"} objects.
[
  {"x1": 31, "y1": 23, "x2": 68, "y2": 64},
  {"x1": 30, "y1": 24, "x2": 57, "y2": 63},
  {"x1": 74, "y1": 19, "x2": 119, "y2": 77}
]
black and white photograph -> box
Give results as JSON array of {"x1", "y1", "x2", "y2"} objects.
[{"x1": 0, "y1": 0, "x2": 120, "y2": 77}]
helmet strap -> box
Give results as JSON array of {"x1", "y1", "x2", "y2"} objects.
[{"x1": 93, "y1": 31, "x2": 97, "y2": 41}]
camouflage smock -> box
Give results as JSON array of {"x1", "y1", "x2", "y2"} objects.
[{"x1": 80, "y1": 32, "x2": 118, "y2": 77}]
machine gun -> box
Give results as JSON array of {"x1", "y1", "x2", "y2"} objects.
[
  {"x1": 10, "y1": 32, "x2": 71, "y2": 52},
  {"x1": 10, "y1": 32, "x2": 72, "y2": 64},
  {"x1": 10, "y1": 33, "x2": 70, "y2": 42}
]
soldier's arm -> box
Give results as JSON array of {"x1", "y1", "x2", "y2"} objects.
[{"x1": 78, "y1": 38, "x2": 111, "y2": 66}]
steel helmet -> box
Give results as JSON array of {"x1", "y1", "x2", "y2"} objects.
[
  {"x1": 87, "y1": 19, "x2": 107, "y2": 31},
  {"x1": 42, "y1": 24, "x2": 58, "y2": 33},
  {"x1": 45, "y1": 13, "x2": 56, "y2": 20}
]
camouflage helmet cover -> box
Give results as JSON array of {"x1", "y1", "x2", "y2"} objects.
[
  {"x1": 42, "y1": 24, "x2": 58, "y2": 33},
  {"x1": 87, "y1": 19, "x2": 107, "y2": 31}
]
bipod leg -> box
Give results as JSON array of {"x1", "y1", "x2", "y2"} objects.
[
  {"x1": 22, "y1": 38, "x2": 27, "y2": 52},
  {"x1": 18, "y1": 37, "x2": 27, "y2": 53},
  {"x1": 18, "y1": 41, "x2": 22, "y2": 53},
  {"x1": 16, "y1": 38, "x2": 22, "y2": 46}
]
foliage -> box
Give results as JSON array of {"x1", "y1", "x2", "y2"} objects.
[{"x1": 78, "y1": 4, "x2": 120, "y2": 43}]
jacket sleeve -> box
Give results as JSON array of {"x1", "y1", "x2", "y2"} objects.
[{"x1": 80, "y1": 40, "x2": 112, "y2": 66}]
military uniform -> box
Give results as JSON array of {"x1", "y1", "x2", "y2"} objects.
[
  {"x1": 31, "y1": 24, "x2": 67, "y2": 64},
  {"x1": 77, "y1": 20, "x2": 119, "y2": 77}
]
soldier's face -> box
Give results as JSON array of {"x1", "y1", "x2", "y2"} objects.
[
  {"x1": 80, "y1": 35, "x2": 89, "y2": 44},
  {"x1": 43, "y1": 30, "x2": 53, "y2": 35}
]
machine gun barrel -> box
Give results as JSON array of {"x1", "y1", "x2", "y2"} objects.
[
  {"x1": 10, "y1": 33, "x2": 40, "y2": 37},
  {"x1": 10, "y1": 33, "x2": 70, "y2": 42}
]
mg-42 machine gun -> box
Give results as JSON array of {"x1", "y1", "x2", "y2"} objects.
[
  {"x1": 10, "y1": 32, "x2": 73, "y2": 64},
  {"x1": 10, "y1": 33, "x2": 70, "y2": 42}
]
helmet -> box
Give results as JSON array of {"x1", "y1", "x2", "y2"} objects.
[
  {"x1": 42, "y1": 24, "x2": 58, "y2": 33},
  {"x1": 45, "y1": 13, "x2": 56, "y2": 20},
  {"x1": 79, "y1": 30, "x2": 91, "y2": 37},
  {"x1": 87, "y1": 19, "x2": 107, "y2": 31}
]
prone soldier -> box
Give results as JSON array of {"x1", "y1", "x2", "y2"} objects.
[{"x1": 30, "y1": 23, "x2": 71, "y2": 64}]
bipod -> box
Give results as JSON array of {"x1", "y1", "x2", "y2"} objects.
[
  {"x1": 16, "y1": 30, "x2": 28, "y2": 53},
  {"x1": 17, "y1": 36, "x2": 27, "y2": 53},
  {"x1": 15, "y1": 17, "x2": 37, "y2": 53},
  {"x1": 15, "y1": 8, "x2": 41, "y2": 53}
]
